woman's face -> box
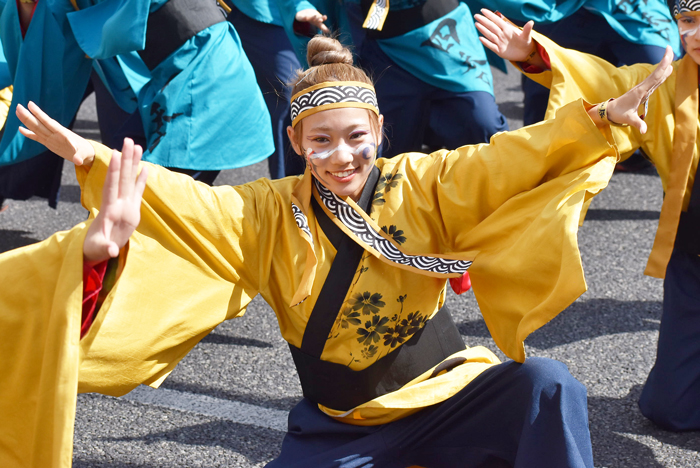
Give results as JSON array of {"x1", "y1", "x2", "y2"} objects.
[
  {"x1": 678, "y1": 13, "x2": 700, "y2": 65},
  {"x1": 288, "y1": 107, "x2": 383, "y2": 201}
]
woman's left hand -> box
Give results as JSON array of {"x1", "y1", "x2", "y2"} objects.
[
  {"x1": 600, "y1": 46, "x2": 675, "y2": 133},
  {"x1": 83, "y1": 138, "x2": 148, "y2": 263}
]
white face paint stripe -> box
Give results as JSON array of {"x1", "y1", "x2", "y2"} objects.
[
  {"x1": 307, "y1": 142, "x2": 376, "y2": 160},
  {"x1": 680, "y1": 22, "x2": 700, "y2": 36}
]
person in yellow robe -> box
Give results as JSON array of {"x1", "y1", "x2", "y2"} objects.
[
  {"x1": 0, "y1": 35, "x2": 671, "y2": 468},
  {"x1": 474, "y1": 2, "x2": 700, "y2": 432}
]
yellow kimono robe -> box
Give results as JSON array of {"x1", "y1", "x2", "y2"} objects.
[
  {"x1": 0, "y1": 99, "x2": 618, "y2": 467},
  {"x1": 521, "y1": 32, "x2": 700, "y2": 278}
]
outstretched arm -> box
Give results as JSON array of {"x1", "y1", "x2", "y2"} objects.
[
  {"x1": 83, "y1": 138, "x2": 148, "y2": 263},
  {"x1": 590, "y1": 46, "x2": 674, "y2": 134},
  {"x1": 16, "y1": 101, "x2": 96, "y2": 167},
  {"x1": 15, "y1": 101, "x2": 148, "y2": 261},
  {"x1": 474, "y1": 9, "x2": 546, "y2": 69},
  {"x1": 473, "y1": 8, "x2": 674, "y2": 132}
]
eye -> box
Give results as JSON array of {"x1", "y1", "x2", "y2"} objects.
[
  {"x1": 312, "y1": 136, "x2": 329, "y2": 143},
  {"x1": 350, "y1": 131, "x2": 368, "y2": 140}
]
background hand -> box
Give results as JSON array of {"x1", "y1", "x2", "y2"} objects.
[
  {"x1": 295, "y1": 9, "x2": 330, "y2": 34},
  {"x1": 16, "y1": 101, "x2": 96, "y2": 166},
  {"x1": 604, "y1": 46, "x2": 675, "y2": 133},
  {"x1": 83, "y1": 138, "x2": 148, "y2": 263},
  {"x1": 474, "y1": 9, "x2": 536, "y2": 62}
]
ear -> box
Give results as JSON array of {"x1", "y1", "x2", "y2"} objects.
[
  {"x1": 377, "y1": 114, "x2": 385, "y2": 147},
  {"x1": 287, "y1": 125, "x2": 302, "y2": 155}
]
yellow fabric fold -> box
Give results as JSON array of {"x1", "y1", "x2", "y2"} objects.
[
  {"x1": 520, "y1": 31, "x2": 700, "y2": 278},
  {"x1": 0, "y1": 86, "x2": 12, "y2": 130},
  {"x1": 0, "y1": 97, "x2": 619, "y2": 465},
  {"x1": 77, "y1": 144, "x2": 262, "y2": 394},
  {"x1": 646, "y1": 56, "x2": 698, "y2": 277},
  {"x1": 290, "y1": 168, "x2": 317, "y2": 306},
  {"x1": 0, "y1": 224, "x2": 88, "y2": 468},
  {"x1": 311, "y1": 185, "x2": 478, "y2": 278}
]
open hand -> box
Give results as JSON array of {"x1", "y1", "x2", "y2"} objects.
[
  {"x1": 295, "y1": 9, "x2": 330, "y2": 34},
  {"x1": 603, "y1": 46, "x2": 674, "y2": 134},
  {"x1": 83, "y1": 138, "x2": 148, "y2": 263},
  {"x1": 16, "y1": 101, "x2": 96, "y2": 166},
  {"x1": 474, "y1": 9, "x2": 536, "y2": 62}
]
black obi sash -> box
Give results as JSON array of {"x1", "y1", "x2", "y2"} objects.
[
  {"x1": 675, "y1": 177, "x2": 700, "y2": 255},
  {"x1": 359, "y1": 0, "x2": 459, "y2": 39},
  {"x1": 139, "y1": 0, "x2": 226, "y2": 70},
  {"x1": 288, "y1": 167, "x2": 466, "y2": 411}
]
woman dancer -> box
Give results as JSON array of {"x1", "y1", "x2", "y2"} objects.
[
  {"x1": 0, "y1": 35, "x2": 671, "y2": 467},
  {"x1": 475, "y1": 3, "x2": 700, "y2": 431}
]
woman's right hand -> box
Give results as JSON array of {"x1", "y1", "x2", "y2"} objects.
[
  {"x1": 83, "y1": 138, "x2": 148, "y2": 263},
  {"x1": 16, "y1": 101, "x2": 96, "y2": 167},
  {"x1": 295, "y1": 9, "x2": 330, "y2": 34},
  {"x1": 597, "y1": 45, "x2": 675, "y2": 133},
  {"x1": 474, "y1": 9, "x2": 538, "y2": 63}
]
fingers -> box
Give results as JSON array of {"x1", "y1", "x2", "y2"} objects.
[
  {"x1": 626, "y1": 113, "x2": 648, "y2": 134},
  {"x1": 310, "y1": 13, "x2": 329, "y2": 33},
  {"x1": 119, "y1": 138, "x2": 134, "y2": 199},
  {"x1": 659, "y1": 45, "x2": 674, "y2": 68},
  {"x1": 522, "y1": 20, "x2": 534, "y2": 41},
  {"x1": 131, "y1": 143, "x2": 143, "y2": 188},
  {"x1": 480, "y1": 8, "x2": 514, "y2": 33},
  {"x1": 17, "y1": 125, "x2": 40, "y2": 143},
  {"x1": 474, "y1": 11, "x2": 510, "y2": 42},
  {"x1": 104, "y1": 149, "x2": 122, "y2": 208},
  {"x1": 133, "y1": 165, "x2": 149, "y2": 206},
  {"x1": 474, "y1": 15, "x2": 503, "y2": 47},
  {"x1": 16, "y1": 103, "x2": 52, "y2": 139},
  {"x1": 107, "y1": 241, "x2": 120, "y2": 259},
  {"x1": 27, "y1": 101, "x2": 65, "y2": 135},
  {"x1": 478, "y1": 36, "x2": 500, "y2": 55},
  {"x1": 641, "y1": 46, "x2": 674, "y2": 93}
]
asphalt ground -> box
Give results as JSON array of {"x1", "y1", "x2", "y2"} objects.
[{"x1": 1, "y1": 63, "x2": 699, "y2": 467}]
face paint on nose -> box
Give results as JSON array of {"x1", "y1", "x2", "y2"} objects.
[{"x1": 307, "y1": 142, "x2": 377, "y2": 160}]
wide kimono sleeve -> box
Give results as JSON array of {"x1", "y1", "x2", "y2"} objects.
[
  {"x1": 520, "y1": 31, "x2": 665, "y2": 160},
  {"x1": 0, "y1": 144, "x2": 275, "y2": 468},
  {"x1": 75, "y1": 142, "x2": 272, "y2": 396},
  {"x1": 399, "y1": 99, "x2": 619, "y2": 361},
  {"x1": 0, "y1": 225, "x2": 89, "y2": 468}
]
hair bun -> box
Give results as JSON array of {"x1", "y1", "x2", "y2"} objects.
[{"x1": 306, "y1": 36, "x2": 353, "y2": 67}]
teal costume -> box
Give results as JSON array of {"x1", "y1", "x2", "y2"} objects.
[
  {"x1": 465, "y1": 0, "x2": 681, "y2": 56},
  {"x1": 0, "y1": 0, "x2": 273, "y2": 171}
]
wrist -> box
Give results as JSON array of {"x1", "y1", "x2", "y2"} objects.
[
  {"x1": 523, "y1": 45, "x2": 537, "y2": 63},
  {"x1": 597, "y1": 99, "x2": 628, "y2": 127},
  {"x1": 78, "y1": 140, "x2": 97, "y2": 168}
]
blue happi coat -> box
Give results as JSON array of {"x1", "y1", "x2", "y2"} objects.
[
  {"x1": 0, "y1": 0, "x2": 273, "y2": 170},
  {"x1": 465, "y1": 0, "x2": 681, "y2": 56}
]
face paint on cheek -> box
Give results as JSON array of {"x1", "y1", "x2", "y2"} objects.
[
  {"x1": 360, "y1": 143, "x2": 377, "y2": 160},
  {"x1": 679, "y1": 17, "x2": 700, "y2": 43},
  {"x1": 308, "y1": 158, "x2": 331, "y2": 186},
  {"x1": 308, "y1": 143, "x2": 378, "y2": 160}
]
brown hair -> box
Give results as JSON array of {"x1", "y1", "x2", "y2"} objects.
[{"x1": 288, "y1": 36, "x2": 381, "y2": 152}]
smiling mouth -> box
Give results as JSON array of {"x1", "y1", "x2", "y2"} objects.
[{"x1": 330, "y1": 168, "x2": 356, "y2": 178}]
